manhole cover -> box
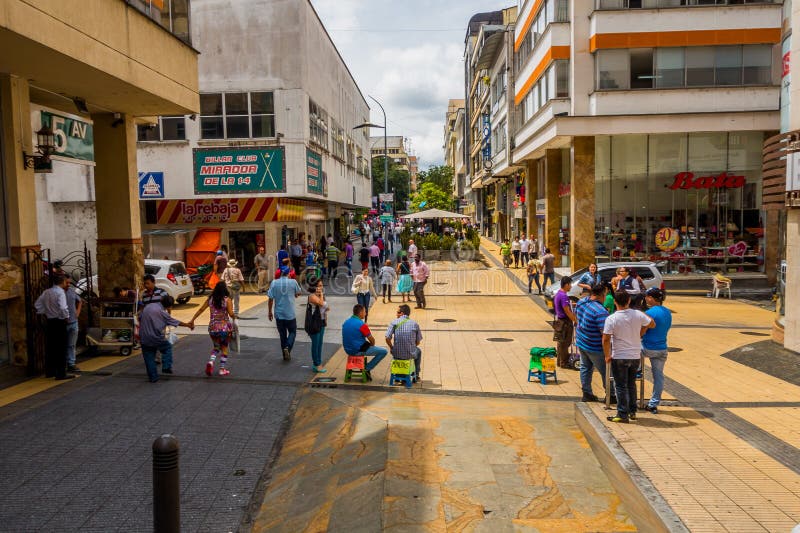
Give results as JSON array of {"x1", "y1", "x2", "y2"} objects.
[
  {"x1": 667, "y1": 347, "x2": 683, "y2": 352},
  {"x1": 739, "y1": 331, "x2": 769, "y2": 337},
  {"x1": 434, "y1": 318, "x2": 456, "y2": 323},
  {"x1": 466, "y1": 290, "x2": 481, "y2": 293},
  {"x1": 434, "y1": 282, "x2": 448, "y2": 285},
  {"x1": 486, "y1": 337, "x2": 513, "y2": 342}
]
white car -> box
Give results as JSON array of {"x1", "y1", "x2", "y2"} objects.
[
  {"x1": 76, "y1": 259, "x2": 193, "y2": 304},
  {"x1": 544, "y1": 262, "x2": 665, "y2": 309}
]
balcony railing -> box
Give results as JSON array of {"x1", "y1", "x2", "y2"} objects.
[
  {"x1": 126, "y1": 0, "x2": 191, "y2": 44},
  {"x1": 596, "y1": 0, "x2": 780, "y2": 9}
]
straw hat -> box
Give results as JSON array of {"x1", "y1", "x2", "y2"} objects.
[{"x1": 227, "y1": 259, "x2": 237, "y2": 267}]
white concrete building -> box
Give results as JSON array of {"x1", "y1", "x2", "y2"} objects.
[{"x1": 136, "y1": 0, "x2": 371, "y2": 270}]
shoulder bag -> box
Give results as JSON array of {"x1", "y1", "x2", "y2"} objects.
[{"x1": 304, "y1": 302, "x2": 323, "y2": 334}]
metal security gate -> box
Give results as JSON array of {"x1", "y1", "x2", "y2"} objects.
[
  {"x1": 59, "y1": 242, "x2": 95, "y2": 324},
  {"x1": 23, "y1": 248, "x2": 50, "y2": 375}
]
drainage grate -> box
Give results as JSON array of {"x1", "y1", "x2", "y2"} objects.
[
  {"x1": 466, "y1": 290, "x2": 481, "y2": 293},
  {"x1": 667, "y1": 347, "x2": 683, "y2": 353},
  {"x1": 433, "y1": 282, "x2": 448, "y2": 285},
  {"x1": 486, "y1": 337, "x2": 513, "y2": 342},
  {"x1": 739, "y1": 331, "x2": 770, "y2": 337},
  {"x1": 434, "y1": 318, "x2": 456, "y2": 323}
]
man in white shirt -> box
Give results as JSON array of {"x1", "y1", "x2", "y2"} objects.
[
  {"x1": 34, "y1": 274, "x2": 74, "y2": 380},
  {"x1": 407, "y1": 239, "x2": 418, "y2": 258},
  {"x1": 602, "y1": 290, "x2": 654, "y2": 423},
  {"x1": 520, "y1": 234, "x2": 531, "y2": 265}
]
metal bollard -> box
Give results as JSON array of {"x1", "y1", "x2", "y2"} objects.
[{"x1": 152, "y1": 434, "x2": 180, "y2": 533}]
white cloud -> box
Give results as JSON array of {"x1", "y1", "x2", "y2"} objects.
[{"x1": 311, "y1": 0, "x2": 512, "y2": 169}]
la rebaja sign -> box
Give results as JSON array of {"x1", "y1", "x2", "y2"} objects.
[{"x1": 193, "y1": 147, "x2": 285, "y2": 194}]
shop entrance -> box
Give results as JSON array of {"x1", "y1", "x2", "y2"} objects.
[{"x1": 229, "y1": 231, "x2": 265, "y2": 277}]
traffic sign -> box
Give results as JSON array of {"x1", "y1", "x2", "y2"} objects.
[{"x1": 379, "y1": 193, "x2": 394, "y2": 202}]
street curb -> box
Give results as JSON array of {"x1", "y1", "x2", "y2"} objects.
[{"x1": 574, "y1": 403, "x2": 689, "y2": 533}]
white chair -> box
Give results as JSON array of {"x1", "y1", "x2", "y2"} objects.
[{"x1": 712, "y1": 275, "x2": 732, "y2": 299}]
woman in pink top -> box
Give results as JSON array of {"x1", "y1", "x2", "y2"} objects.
[{"x1": 190, "y1": 282, "x2": 235, "y2": 376}]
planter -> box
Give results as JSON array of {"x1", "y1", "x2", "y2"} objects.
[{"x1": 422, "y1": 250, "x2": 440, "y2": 261}]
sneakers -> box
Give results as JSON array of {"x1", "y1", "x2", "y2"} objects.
[
  {"x1": 628, "y1": 412, "x2": 637, "y2": 421},
  {"x1": 581, "y1": 393, "x2": 599, "y2": 402},
  {"x1": 312, "y1": 366, "x2": 327, "y2": 373},
  {"x1": 162, "y1": 368, "x2": 173, "y2": 374},
  {"x1": 606, "y1": 415, "x2": 629, "y2": 423},
  {"x1": 219, "y1": 368, "x2": 230, "y2": 376},
  {"x1": 67, "y1": 365, "x2": 81, "y2": 373},
  {"x1": 205, "y1": 361, "x2": 214, "y2": 376},
  {"x1": 645, "y1": 405, "x2": 658, "y2": 414},
  {"x1": 282, "y1": 348, "x2": 291, "y2": 361}
]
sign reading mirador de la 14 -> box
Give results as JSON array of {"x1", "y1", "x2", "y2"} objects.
[
  {"x1": 306, "y1": 149, "x2": 323, "y2": 195},
  {"x1": 193, "y1": 147, "x2": 285, "y2": 195}
]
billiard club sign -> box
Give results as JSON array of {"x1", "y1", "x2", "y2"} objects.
[{"x1": 668, "y1": 171, "x2": 745, "y2": 190}]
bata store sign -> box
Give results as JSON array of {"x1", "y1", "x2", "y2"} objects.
[{"x1": 668, "y1": 172, "x2": 746, "y2": 190}]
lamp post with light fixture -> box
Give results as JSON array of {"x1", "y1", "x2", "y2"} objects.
[{"x1": 353, "y1": 95, "x2": 389, "y2": 212}]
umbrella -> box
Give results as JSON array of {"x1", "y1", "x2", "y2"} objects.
[{"x1": 400, "y1": 208, "x2": 471, "y2": 220}]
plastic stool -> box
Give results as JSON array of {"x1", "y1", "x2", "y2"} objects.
[
  {"x1": 528, "y1": 356, "x2": 557, "y2": 385},
  {"x1": 390, "y1": 359, "x2": 415, "y2": 388},
  {"x1": 345, "y1": 354, "x2": 368, "y2": 383}
]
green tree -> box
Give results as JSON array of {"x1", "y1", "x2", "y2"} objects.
[
  {"x1": 371, "y1": 156, "x2": 410, "y2": 209},
  {"x1": 409, "y1": 181, "x2": 453, "y2": 211},
  {"x1": 417, "y1": 165, "x2": 454, "y2": 197}
]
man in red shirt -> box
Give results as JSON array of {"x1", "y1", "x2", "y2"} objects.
[{"x1": 273, "y1": 257, "x2": 296, "y2": 280}]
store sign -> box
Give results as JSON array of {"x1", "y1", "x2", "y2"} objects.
[
  {"x1": 306, "y1": 149, "x2": 323, "y2": 195},
  {"x1": 155, "y1": 198, "x2": 325, "y2": 224},
  {"x1": 40, "y1": 110, "x2": 94, "y2": 163},
  {"x1": 379, "y1": 193, "x2": 394, "y2": 202},
  {"x1": 786, "y1": 152, "x2": 800, "y2": 192},
  {"x1": 558, "y1": 183, "x2": 571, "y2": 198},
  {"x1": 138, "y1": 172, "x2": 164, "y2": 198},
  {"x1": 482, "y1": 114, "x2": 491, "y2": 161},
  {"x1": 654, "y1": 227, "x2": 680, "y2": 251},
  {"x1": 193, "y1": 147, "x2": 284, "y2": 195},
  {"x1": 781, "y1": 37, "x2": 791, "y2": 133},
  {"x1": 535, "y1": 199, "x2": 546, "y2": 216},
  {"x1": 728, "y1": 241, "x2": 748, "y2": 257},
  {"x1": 668, "y1": 172, "x2": 745, "y2": 190}
]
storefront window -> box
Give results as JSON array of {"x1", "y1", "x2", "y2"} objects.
[{"x1": 595, "y1": 132, "x2": 765, "y2": 273}]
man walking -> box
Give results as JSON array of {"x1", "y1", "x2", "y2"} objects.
[
  {"x1": 34, "y1": 274, "x2": 74, "y2": 380},
  {"x1": 268, "y1": 266, "x2": 302, "y2": 360},
  {"x1": 325, "y1": 242, "x2": 341, "y2": 281},
  {"x1": 369, "y1": 242, "x2": 381, "y2": 274},
  {"x1": 642, "y1": 288, "x2": 671, "y2": 414},
  {"x1": 386, "y1": 304, "x2": 423, "y2": 382},
  {"x1": 500, "y1": 239, "x2": 512, "y2": 268},
  {"x1": 254, "y1": 245, "x2": 270, "y2": 293},
  {"x1": 342, "y1": 304, "x2": 388, "y2": 380},
  {"x1": 411, "y1": 255, "x2": 430, "y2": 309},
  {"x1": 141, "y1": 274, "x2": 167, "y2": 308},
  {"x1": 520, "y1": 234, "x2": 531, "y2": 265},
  {"x1": 344, "y1": 240, "x2": 354, "y2": 277},
  {"x1": 139, "y1": 295, "x2": 193, "y2": 382},
  {"x1": 603, "y1": 291, "x2": 654, "y2": 423},
  {"x1": 553, "y1": 276, "x2": 577, "y2": 368},
  {"x1": 64, "y1": 278, "x2": 82, "y2": 373},
  {"x1": 575, "y1": 283, "x2": 609, "y2": 401},
  {"x1": 407, "y1": 239, "x2": 418, "y2": 258},
  {"x1": 540, "y1": 247, "x2": 555, "y2": 292},
  {"x1": 290, "y1": 239, "x2": 303, "y2": 275}
]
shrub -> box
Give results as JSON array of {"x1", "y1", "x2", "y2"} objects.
[
  {"x1": 422, "y1": 233, "x2": 441, "y2": 250},
  {"x1": 440, "y1": 235, "x2": 456, "y2": 252}
]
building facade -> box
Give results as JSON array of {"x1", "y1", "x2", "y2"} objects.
[
  {"x1": 0, "y1": 0, "x2": 199, "y2": 370},
  {"x1": 136, "y1": 0, "x2": 371, "y2": 274},
  {"x1": 444, "y1": 99, "x2": 466, "y2": 210},
  {"x1": 510, "y1": 0, "x2": 781, "y2": 270}
]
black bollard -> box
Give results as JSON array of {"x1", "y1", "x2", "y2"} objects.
[{"x1": 152, "y1": 434, "x2": 180, "y2": 533}]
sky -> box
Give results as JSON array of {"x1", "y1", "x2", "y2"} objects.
[{"x1": 311, "y1": 0, "x2": 514, "y2": 170}]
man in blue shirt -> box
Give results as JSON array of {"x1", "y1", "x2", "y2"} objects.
[
  {"x1": 575, "y1": 283, "x2": 609, "y2": 402},
  {"x1": 642, "y1": 288, "x2": 671, "y2": 414},
  {"x1": 342, "y1": 304, "x2": 387, "y2": 380},
  {"x1": 268, "y1": 266, "x2": 302, "y2": 361},
  {"x1": 139, "y1": 295, "x2": 193, "y2": 382},
  {"x1": 64, "y1": 278, "x2": 83, "y2": 373}
]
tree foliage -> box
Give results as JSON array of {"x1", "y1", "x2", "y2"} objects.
[
  {"x1": 371, "y1": 157, "x2": 410, "y2": 208},
  {"x1": 417, "y1": 165, "x2": 454, "y2": 197},
  {"x1": 409, "y1": 181, "x2": 453, "y2": 212}
]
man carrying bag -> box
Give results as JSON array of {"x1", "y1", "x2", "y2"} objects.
[{"x1": 552, "y1": 276, "x2": 577, "y2": 369}]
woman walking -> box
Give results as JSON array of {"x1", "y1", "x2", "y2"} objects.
[
  {"x1": 306, "y1": 278, "x2": 329, "y2": 373},
  {"x1": 189, "y1": 282, "x2": 235, "y2": 377},
  {"x1": 351, "y1": 267, "x2": 378, "y2": 322},
  {"x1": 379, "y1": 260, "x2": 397, "y2": 303},
  {"x1": 396, "y1": 255, "x2": 413, "y2": 302},
  {"x1": 526, "y1": 255, "x2": 542, "y2": 294},
  {"x1": 511, "y1": 236, "x2": 521, "y2": 268},
  {"x1": 222, "y1": 258, "x2": 244, "y2": 317}
]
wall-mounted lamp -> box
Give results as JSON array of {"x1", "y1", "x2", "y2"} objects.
[
  {"x1": 72, "y1": 97, "x2": 89, "y2": 114},
  {"x1": 189, "y1": 114, "x2": 197, "y2": 121},
  {"x1": 111, "y1": 112, "x2": 124, "y2": 128},
  {"x1": 23, "y1": 125, "x2": 57, "y2": 170}
]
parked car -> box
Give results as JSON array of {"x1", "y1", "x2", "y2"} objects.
[
  {"x1": 76, "y1": 259, "x2": 193, "y2": 304},
  {"x1": 543, "y1": 262, "x2": 665, "y2": 311}
]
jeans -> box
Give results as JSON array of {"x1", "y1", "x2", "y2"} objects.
[
  {"x1": 528, "y1": 274, "x2": 541, "y2": 293},
  {"x1": 345, "y1": 257, "x2": 353, "y2": 276},
  {"x1": 413, "y1": 280, "x2": 427, "y2": 308},
  {"x1": 512, "y1": 250, "x2": 520, "y2": 267},
  {"x1": 578, "y1": 348, "x2": 606, "y2": 396},
  {"x1": 370, "y1": 256, "x2": 380, "y2": 273},
  {"x1": 643, "y1": 349, "x2": 668, "y2": 407},
  {"x1": 327, "y1": 260, "x2": 338, "y2": 279},
  {"x1": 381, "y1": 283, "x2": 392, "y2": 300},
  {"x1": 357, "y1": 292, "x2": 371, "y2": 320},
  {"x1": 66, "y1": 321, "x2": 79, "y2": 366},
  {"x1": 521, "y1": 252, "x2": 530, "y2": 265},
  {"x1": 611, "y1": 358, "x2": 640, "y2": 418},
  {"x1": 44, "y1": 318, "x2": 67, "y2": 378},
  {"x1": 275, "y1": 318, "x2": 297, "y2": 351},
  {"x1": 541, "y1": 272, "x2": 555, "y2": 292},
  {"x1": 364, "y1": 345, "x2": 388, "y2": 371},
  {"x1": 309, "y1": 327, "x2": 325, "y2": 367},
  {"x1": 142, "y1": 341, "x2": 173, "y2": 382}
]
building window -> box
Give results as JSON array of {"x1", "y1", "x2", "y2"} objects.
[
  {"x1": 137, "y1": 116, "x2": 187, "y2": 142},
  {"x1": 199, "y1": 92, "x2": 275, "y2": 140},
  {"x1": 596, "y1": 0, "x2": 780, "y2": 8},
  {"x1": 346, "y1": 137, "x2": 356, "y2": 167},
  {"x1": 331, "y1": 120, "x2": 345, "y2": 161},
  {"x1": 309, "y1": 100, "x2": 329, "y2": 151},
  {"x1": 596, "y1": 45, "x2": 773, "y2": 90},
  {"x1": 518, "y1": 60, "x2": 569, "y2": 127}
]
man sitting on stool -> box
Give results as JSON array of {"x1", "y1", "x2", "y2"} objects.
[
  {"x1": 386, "y1": 304, "x2": 423, "y2": 382},
  {"x1": 342, "y1": 304, "x2": 387, "y2": 381}
]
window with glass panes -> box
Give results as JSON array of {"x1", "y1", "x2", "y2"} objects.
[
  {"x1": 309, "y1": 100, "x2": 329, "y2": 150},
  {"x1": 331, "y1": 120, "x2": 345, "y2": 160},
  {"x1": 137, "y1": 116, "x2": 186, "y2": 142},
  {"x1": 199, "y1": 92, "x2": 275, "y2": 139}
]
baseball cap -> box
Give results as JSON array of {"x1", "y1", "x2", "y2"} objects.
[
  {"x1": 645, "y1": 287, "x2": 664, "y2": 300},
  {"x1": 280, "y1": 266, "x2": 291, "y2": 276}
]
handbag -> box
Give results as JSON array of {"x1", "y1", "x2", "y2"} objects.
[
  {"x1": 551, "y1": 319, "x2": 570, "y2": 343},
  {"x1": 304, "y1": 302, "x2": 323, "y2": 334}
]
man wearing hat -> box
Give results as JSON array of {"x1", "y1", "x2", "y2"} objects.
[
  {"x1": 222, "y1": 258, "x2": 245, "y2": 317},
  {"x1": 642, "y1": 288, "x2": 671, "y2": 414},
  {"x1": 268, "y1": 265, "x2": 302, "y2": 360}
]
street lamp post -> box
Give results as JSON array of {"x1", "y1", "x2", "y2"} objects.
[{"x1": 354, "y1": 95, "x2": 388, "y2": 212}]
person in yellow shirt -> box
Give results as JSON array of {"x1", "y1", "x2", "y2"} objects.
[{"x1": 499, "y1": 239, "x2": 512, "y2": 268}]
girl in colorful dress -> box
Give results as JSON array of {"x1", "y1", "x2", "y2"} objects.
[
  {"x1": 189, "y1": 282, "x2": 234, "y2": 376},
  {"x1": 395, "y1": 255, "x2": 413, "y2": 302}
]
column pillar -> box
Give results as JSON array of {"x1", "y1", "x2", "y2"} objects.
[
  {"x1": 525, "y1": 160, "x2": 537, "y2": 244},
  {"x1": 545, "y1": 149, "x2": 562, "y2": 265},
  {"x1": 92, "y1": 113, "x2": 144, "y2": 296},
  {"x1": 1, "y1": 74, "x2": 39, "y2": 366},
  {"x1": 571, "y1": 137, "x2": 595, "y2": 269},
  {"x1": 785, "y1": 209, "x2": 800, "y2": 352}
]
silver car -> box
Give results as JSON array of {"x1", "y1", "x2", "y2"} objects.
[
  {"x1": 76, "y1": 259, "x2": 193, "y2": 304},
  {"x1": 544, "y1": 262, "x2": 665, "y2": 309}
]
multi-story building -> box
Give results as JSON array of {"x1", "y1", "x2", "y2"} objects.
[
  {"x1": 408, "y1": 155, "x2": 419, "y2": 193},
  {"x1": 0, "y1": 0, "x2": 199, "y2": 371},
  {"x1": 511, "y1": 0, "x2": 781, "y2": 270},
  {"x1": 371, "y1": 136, "x2": 410, "y2": 170},
  {"x1": 136, "y1": 0, "x2": 371, "y2": 272},
  {"x1": 444, "y1": 99, "x2": 466, "y2": 208},
  {"x1": 464, "y1": 8, "x2": 519, "y2": 239}
]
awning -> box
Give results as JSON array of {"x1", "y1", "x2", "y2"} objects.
[
  {"x1": 401, "y1": 208, "x2": 471, "y2": 220},
  {"x1": 475, "y1": 27, "x2": 505, "y2": 71},
  {"x1": 184, "y1": 227, "x2": 221, "y2": 270}
]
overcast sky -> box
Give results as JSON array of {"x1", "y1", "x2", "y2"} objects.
[{"x1": 311, "y1": 0, "x2": 514, "y2": 170}]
